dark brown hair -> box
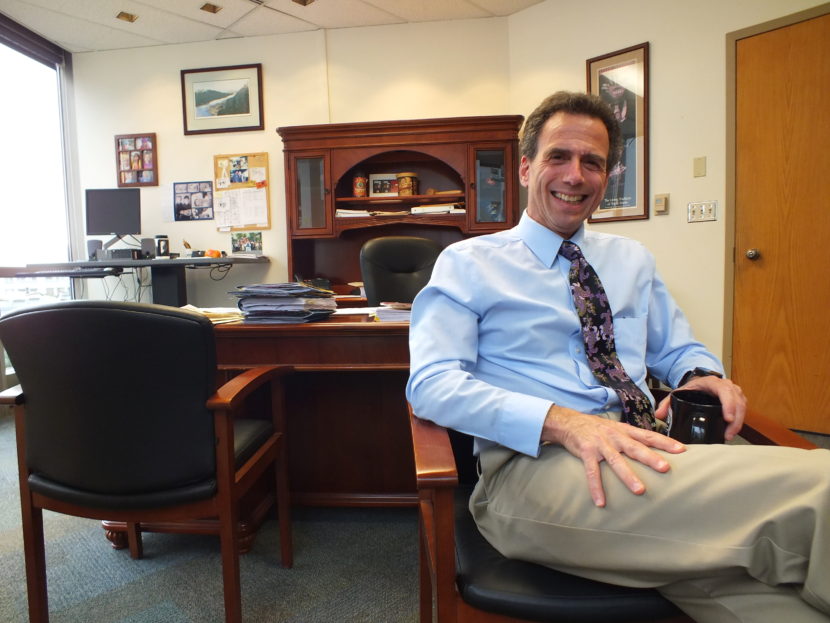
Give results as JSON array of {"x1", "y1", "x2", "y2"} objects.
[{"x1": 519, "y1": 91, "x2": 622, "y2": 172}]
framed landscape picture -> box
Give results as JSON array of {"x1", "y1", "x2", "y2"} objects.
[
  {"x1": 180, "y1": 64, "x2": 264, "y2": 135},
  {"x1": 587, "y1": 42, "x2": 649, "y2": 223}
]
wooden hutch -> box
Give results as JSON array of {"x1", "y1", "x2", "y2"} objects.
[{"x1": 277, "y1": 115, "x2": 524, "y2": 291}]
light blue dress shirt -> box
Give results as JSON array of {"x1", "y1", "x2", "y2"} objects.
[{"x1": 405, "y1": 212, "x2": 723, "y2": 457}]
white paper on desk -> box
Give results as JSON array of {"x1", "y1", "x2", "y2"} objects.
[{"x1": 332, "y1": 307, "x2": 377, "y2": 315}]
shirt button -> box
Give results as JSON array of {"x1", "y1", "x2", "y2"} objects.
[{"x1": 575, "y1": 347, "x2": 582, "y2": 354}]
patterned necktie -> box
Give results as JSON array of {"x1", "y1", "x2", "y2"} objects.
[{"x1": 559, "y1": 241, "x2": 656, "y2": 430}]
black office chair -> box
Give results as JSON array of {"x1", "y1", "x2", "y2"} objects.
[
  {"x1": 409, "y1": 400, "x2": 816, "y2": 623},
  {"x1": 0, "y1": 301, "x2": 293, "y2": 623},
  {"x1": 359, "y1": 236, "x2": 443, "y2": 306}
]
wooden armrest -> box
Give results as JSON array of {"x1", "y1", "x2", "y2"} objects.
[
  {"x1": 408, "y1": 403, "x2": 460, "y2": 611},
  {"x1": 408, "y1": 403, "x2": 458, "y2": 490},
  {"x1": 741, "y1": 408, "x2": 817, "y2": 449},
  {"x1": 207, "y1": 365, "x2": 294, "y2": 411},
  {"x1": 0, "y1": 384, "x2": 24, "y2": 405}
]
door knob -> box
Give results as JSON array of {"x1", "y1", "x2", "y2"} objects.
[{"x1": 745, "y1": 249, "x2": 761, "y2": 260}]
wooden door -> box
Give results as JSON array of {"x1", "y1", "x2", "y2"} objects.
[{"x1": 733, "y1": 12, "x2": 830, "y2": 433}]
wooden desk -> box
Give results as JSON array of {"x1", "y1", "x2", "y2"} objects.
[{"x1": 215, "y1": 315, "x2": 415, "y2": 507}]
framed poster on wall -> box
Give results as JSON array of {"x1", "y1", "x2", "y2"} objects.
[{"x1": 587, "y1": 42, "x2": 649, "y2": 223}]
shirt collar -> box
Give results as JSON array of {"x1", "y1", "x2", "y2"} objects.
[{"x1": 516, "y1": 211, "x2": 586, "y2": 268}]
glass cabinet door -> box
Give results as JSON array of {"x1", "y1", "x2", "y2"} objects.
[
  {"x1": 293, "y1": 154, "x2": 331, "y2": 233},
  {"x1": 474, "y1": 149, "x2": 507, "y2": 225}
]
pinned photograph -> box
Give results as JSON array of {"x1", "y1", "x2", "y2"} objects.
[
  {"x1": 231, "y1": 231, "x2": 263, "y2": 255},
  {"x1": 174, "y1": 181, "x2": 214, "y2": 221}
]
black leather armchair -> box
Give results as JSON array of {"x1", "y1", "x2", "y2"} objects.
[
  {"x1": 409, "y1": 401, "x2": 816, "y2": 623},
  {"x1": 359, "y1": 236, "x2": 443, "y2": 306},
  {"x1": 0, "y1": 301, "x2": 293, "y2": 623}
]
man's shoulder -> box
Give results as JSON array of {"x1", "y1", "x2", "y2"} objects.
[
  {"x1": 444, "y1": 228, "x2": 522, "y2": 256},
  {"x1": 585, "y1": 229, "x2": 650, "y2": 252}
]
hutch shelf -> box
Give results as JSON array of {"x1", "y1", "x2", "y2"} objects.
[{"x1": 277, "y1": 115, "x2": 523, "y2": 291}]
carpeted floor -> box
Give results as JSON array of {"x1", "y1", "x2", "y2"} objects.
[{"x1": 0, "y1": 414, "x2": 419, "y2": 622}]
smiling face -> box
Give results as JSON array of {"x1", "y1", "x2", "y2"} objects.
[{"x1": 520, "y1": 112, "x2": 610, "y2": 239}]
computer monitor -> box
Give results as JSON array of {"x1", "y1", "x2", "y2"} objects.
[{"x1": 85, "y1": 188, "x2": 141, "y2": 249}]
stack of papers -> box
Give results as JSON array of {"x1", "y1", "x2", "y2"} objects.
[
  {"x1": 231, "y1": 282, "x2": 337, "y2": 323},
  {"x1": 335, "y1": 208, "x2": 371, "y2": 218},
  {"x1": 410, "y1": 202, "x2": 465, "y2": 215},
  {"x1": 181, "y1": 305, "x2": 244, "y2": 324},
  {"x1": 375, "y1": 301, "x2": 411, "y2": 322}
]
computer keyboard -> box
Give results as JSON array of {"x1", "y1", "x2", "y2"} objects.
[{"x1": 18, "y1": 267, "x2": 124, "y2": 279}]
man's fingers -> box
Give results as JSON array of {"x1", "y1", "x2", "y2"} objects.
[
  {"x1": 582, "y1": 457, "x2": 606, "y2": 507},
  {"x1": 629, "y1": 427, "x2": 686, "y2": 454},
  {"x1": 603, "y1": 445, "x2": 647, "y2": 496}
]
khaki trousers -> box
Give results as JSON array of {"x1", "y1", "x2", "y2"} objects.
[{"x1": 471, "y1": 440, "x2": 830, "y2": 622}]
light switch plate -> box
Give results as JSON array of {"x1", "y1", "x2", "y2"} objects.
[
  {"x1": 687, "y1": 200, "x2": 717, "y2": 222},
  {"x1": 693, "y1": 157, "x2": 707, "y2": 177},
  {"x1": 654, "y1": 193, "x2": 669, "y2": 215}
]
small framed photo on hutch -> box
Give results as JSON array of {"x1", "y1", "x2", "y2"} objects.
[
  {"x1": 115, "y1": 133, "x2": 158, "y2": 187},
  {"x1": 368, "y1": 173, "x2": 398, "y2": 197},
  {"x1": 586, "y1": 42, "x2": 649, "y2": 223},
  {"x1": 180, "y1": 64, "x2": 264, "y2": 135}
]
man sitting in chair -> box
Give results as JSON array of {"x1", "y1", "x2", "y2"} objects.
[{"x1": 406, "y1": 91, "x2": 830, "y2": 622}]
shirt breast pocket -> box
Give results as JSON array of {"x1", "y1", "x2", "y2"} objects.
[{"x1": 612, "y1": 315, "x2": 648, "y2": 380}]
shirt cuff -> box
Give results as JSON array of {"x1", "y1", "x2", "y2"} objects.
[{"x1": 497, "y1": 393, "x2": 553, "y2": 458}]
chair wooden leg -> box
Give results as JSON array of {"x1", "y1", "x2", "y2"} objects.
[
  {"x1": 20, "y1": 501, "x2": 49, "y2": 623},
  {"x1": 275, "y1": 438, "x2": 293, "y2": 569},
  {"x1": 125, "y1": 522, "x2": 143, "y2": 559},
  {"x1": 418, "y1": 519, "x2": 433, "y2": 623},
  {"x1": 215, "y1": 411, "x2": 243, "y2": 623},
  {"x1": 218, "y1": 500, "x2": 243, "y2": 623}
]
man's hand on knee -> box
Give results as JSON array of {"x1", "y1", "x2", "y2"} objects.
[{"x1": 542, "y1": 405, "x2": 686, "y2": 508}]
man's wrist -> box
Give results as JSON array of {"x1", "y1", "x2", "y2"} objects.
[{"x1": 678, "y1": 367, "x2": 723, "y2": 388}]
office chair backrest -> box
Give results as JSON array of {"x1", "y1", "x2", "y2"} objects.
[
  {"x1": 0, "y1": 301, "x2": 218, "y2": 508},
  {"x1": 359, "y1": 236, "x2": 443, "y2": 306}
]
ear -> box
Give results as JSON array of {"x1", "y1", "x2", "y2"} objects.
[{"x1": 519, "y1": 155, "x2": 530, "y2": 187}]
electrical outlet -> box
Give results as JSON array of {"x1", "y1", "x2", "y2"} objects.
[{"x1": 687, "y1": 200, "x2": 717, "y2": 223}]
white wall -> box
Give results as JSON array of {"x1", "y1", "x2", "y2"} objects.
[
  {"x1": 507, "y1": 0, "x2": 825, "y2": 358},
  {"x1": 70, "y1": 0, "x2": 823, "y2": 357},
  {"x1": 71, "y1": 19, "x2": 509, "y2": 306}
]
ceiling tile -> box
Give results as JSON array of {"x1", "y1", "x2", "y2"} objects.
[
  {"x1": 0, "y1": 0, "x2": 545, "y2": 52},
  {"x1": 470, "y1": 0, "x2": 545, "y2": 17},
  {"x1": 361, "y1": 0, "x2": 490, "y2": 22},
  {"x1": 260, "y1": 0, "x2": 404, "y2": 29}
]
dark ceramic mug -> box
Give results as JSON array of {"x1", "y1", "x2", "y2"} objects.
[{"x1": 667, "y1": 389, "x2": 726, "y2": 444}]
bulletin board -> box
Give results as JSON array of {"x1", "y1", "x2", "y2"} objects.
[{"x1": 213, "y1": 152, "x2": 271, "y2": 231}]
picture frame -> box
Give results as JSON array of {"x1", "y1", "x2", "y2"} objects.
[
  {"x1": 586, "y1": 42, "x2": 649, "y2": 223},
  {"x1": 173, "y1": 181, "x2": 214, "y2": 221},
  {"x1": 180, "y1": 64, "x2": 264, "y2": 135},
  {"x1": 231, "y1": 231, "x2": 263, "y2": 255},
  {"x1": 115, "y1": 132, "x2": 158, "y2": 187},
  {"x1": 369, "y1": 173, "x2": 399, "y2": 197}
]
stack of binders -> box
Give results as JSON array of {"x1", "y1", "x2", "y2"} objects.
[{"x1": 231, "y1": 282, "x2": 336, "y2": 323}]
